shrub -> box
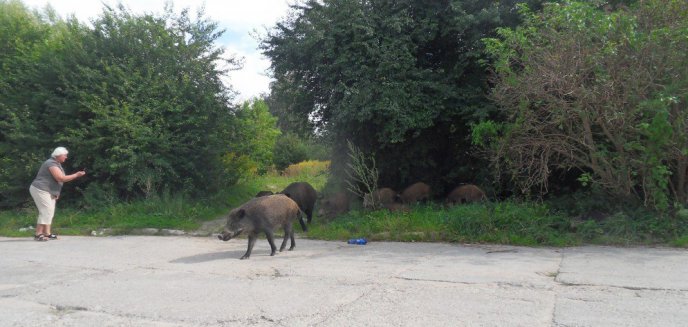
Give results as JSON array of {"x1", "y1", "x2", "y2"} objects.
[
  {"x1": 282, "y1": 160, "x2": 330, "y2": 178},
  {"x1": 483, "y1": 0, "x2": 688, "y2": 208},
  {"x1": 273, "y1": 133, "x2": 310, "y2": 171},
  {"x1": 231, "y1": 100, "x2": 281, "y2": 175},
  {"x1": 221, "y1": 152, "x2": 257, "y2": 183}
]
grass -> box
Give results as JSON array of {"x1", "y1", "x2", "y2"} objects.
[
  {"x1": 0, "y1": 161, "x2": 329, "y2": 237},
  {"x1": 2, "y1": 159, "x2": 686, "y2": 247},
  {"x1": 307, "y1": 199, "x2": 688, "y2": 247},
  {"x1": 672, "y1": 235, "x2": 688, "y2": 247},
  {"x1": 306, "y1": 201, "x2": 578, "y2": 246},
  {"x1": 0, "y1": 194, "x2": 221, "y2": 237},
  {"x1": 574, "y1": 211, "x2": 688, "y2": 246}
]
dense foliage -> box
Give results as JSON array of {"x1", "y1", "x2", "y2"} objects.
[
  {"x1": 227, "y1": 99, "x2": 281, "y2": 175},
  {"x1": 272, "y1": 133, "x2": 331, "y2": 171},
  {"x1": 481, "y1": 0, "x2": 688, "y2": 209},
  {"x1": 261, "y1": 0, "x2": 545, "y2": 195},
  {"x1": 0, "y1": 1, "x2": 241, "y2": 207}
]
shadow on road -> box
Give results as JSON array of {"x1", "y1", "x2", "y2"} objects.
[
  {"x1": 170, "y1": 250, "x2": 245, "y2": 264},
  {"x1": 0, "y1": 238, "x2": 37, "y2": 243}
]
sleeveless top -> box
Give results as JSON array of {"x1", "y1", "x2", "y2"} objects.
[{"x1": 31, "y1": 158, "x2": 64, "y2": 196}]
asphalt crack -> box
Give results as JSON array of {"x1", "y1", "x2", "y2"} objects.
[
  {"x1": 311, "y1": 248, "x2": 440, "y2": 326},
  {"x1": 308, "y1": 279, "x2": 379, "y2": 327},
  {"x1": 53, "y1": 304, "x2": 89, "y2": 313},
  {"x1": 550, "y1": 247, "x2": 566, "y2": 327},
  {"x1": 555, "y1": 281, "x2": 688, "y2": 292}
]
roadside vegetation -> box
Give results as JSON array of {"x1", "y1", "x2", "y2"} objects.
[
  {"x1": 0, "y1": 161, "x2": 329, "y2": 237},
  {"x1": 4, "y1": 160, "x2": 687, "y2": 247},
  {"x1": 308, "y1": 201, "x2": 688, "y2": 247},
  {"x1": 2, "y1": 0, "x2": 687, "y2": 247}
]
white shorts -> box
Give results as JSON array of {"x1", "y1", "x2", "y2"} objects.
[{"x1": 29, "y1": 185, "x2": 56, "y2": 225}]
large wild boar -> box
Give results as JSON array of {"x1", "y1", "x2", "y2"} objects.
[
  {"x1": 363, "y1": 187, "x2": 397, "y2": 209},
  {"x1": 399, "y1": 182, "x2": 431, "y2": 204},
  {"x1": 446, "y1": 184, "x2": 486, "y2": 205},
  {"x1": 281, "y1": 182, "x2": 317, "y2": 230},
  {"x1": 218, "y1": 194, "x2": 300, "y2": 260},
  {"x1": 317, "y1": 191, "x2": 351, "y2": 218}
]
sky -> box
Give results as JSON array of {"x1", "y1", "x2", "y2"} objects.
[{"x1": 21, "y1": 0, "x2": 293, "y2": 103}]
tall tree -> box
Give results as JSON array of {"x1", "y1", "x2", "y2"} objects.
[{"x1": 262, "y1": 0, "x2": 544, "y2": 194}]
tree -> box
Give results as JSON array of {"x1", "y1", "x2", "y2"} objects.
[
  {"x1": 481, "y1": 0, "x2": 688, "y2": 208},
  {"x1": 264, "y1": 83, "x2": 317, "y2": 138},
  {"x1": 0, "y1": 0, "x2": 71, "y2": 207},
  {"x1": 261, "y1": 0, "x2": 545, "y2": 194},
  {"x1": 230, "y1": 99, "x2": 281, "y2": 174},
  {"x1": 0, "y1": 2, "x2": 242, "y2": 206},
  {"x1": 65, "y1": 4, "x2": 242, "y2": 199}
]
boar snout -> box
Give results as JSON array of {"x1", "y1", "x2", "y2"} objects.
[
  {"x1": 218, "y1": 233, "x2": 231, "y2": 241},
  {"x1": 218, "y1": 229, "x2": 241, "y2": 241}
]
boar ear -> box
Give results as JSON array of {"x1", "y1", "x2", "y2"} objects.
[{"x1": 237, "y1": 209, "x2": 246, "y2": 218}]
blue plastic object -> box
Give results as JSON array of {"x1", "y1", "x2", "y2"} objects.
[{"x1": 347, "y1": 238, "x2": 368, "y2": 245}]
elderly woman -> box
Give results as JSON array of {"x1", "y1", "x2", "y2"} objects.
[{"x1": 29, "y1": 147, "x2": 86, "y2": 241}]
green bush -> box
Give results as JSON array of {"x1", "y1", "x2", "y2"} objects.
[
  {"x1": 0, "y1": 2, "x2": 241, "y2": 208},
  {"x1": 483, "y1": 0, "x2": 688, "y2": 208},
  {"x1": 273, "y1": 133, "x2": 310, "y2": 171},
  {"x1": 306, "y1": 141, "x2": 330, "y2": 162},
  {"x1": 231, "y1": 100, "x2": 281, "y2": 175}
]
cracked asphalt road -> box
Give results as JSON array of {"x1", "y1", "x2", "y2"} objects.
[{"x1": 1, "y1": 236, "x2": 687, "y2": 326}]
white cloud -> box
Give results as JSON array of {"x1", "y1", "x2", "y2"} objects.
[
  {"x1": 21, "y1": 0, "x2": 292, "y2": 102},
  {"x1": 223, "y1": 44, "x2": 273, "y2": 103}
]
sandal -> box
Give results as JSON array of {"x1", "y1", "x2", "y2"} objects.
[
  {"x1": 34, "y1": 234, "x2": 48, "y2": 242},
  {"x1": 46, "y1": 234, "x2": 58, "y2": 240}
]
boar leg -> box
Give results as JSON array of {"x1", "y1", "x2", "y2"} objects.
[
  {"x1": 280, "y1": 223, "x2": 295, "y2": 252},
  {"x1": 279, "y1": 225, "x2": 289, "y2": 252},
  {"x1": 305, "y1": 208, "x2": 313, "y2": 224},
  {"x1": 288, "y1": 224, "x2": 295, "y2": 251},
  {"x1": 265, "y1": 230, "x2": 278, "y2": 256},
  {"x1": 241, "y1": 233, "x2": 258, "y2": 260},
  {"x1": 298, "y1": 215, "x2": 308, "y2": 232}
]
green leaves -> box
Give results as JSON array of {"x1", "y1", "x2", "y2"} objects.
[
  {"x1": 262, "y1": 0, "x2": 535, "y2": 189},
  {"x1": 66, "y1": 5, "x2": 239, "y2": 197},
  {"x1": 486, "y1": 0, "x2": 688, "y2": 208},
  {"x1": 0, "y1": 1, "x2": 241, "y2": 206},
  {"x1": 230, "y1": 99, "x2": 281, "y2": 174}
]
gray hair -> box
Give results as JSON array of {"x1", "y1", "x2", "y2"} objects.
[{"x1": 51, "y1": 147, "x2": 68, "y2": 158}]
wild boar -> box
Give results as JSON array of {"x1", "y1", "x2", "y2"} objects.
[
  {"x1": 317, "y1": 191, "x2": 351, "y2": 218},
  {"x1": 281, "y1": 182, "x2": 317, "y2": 230},
  {"x1": 446, "y1": 184, "x2": 486, "y2": 205},
  {"x1": 218, "y1": 194, "x2": 301, "y2": 260},
  {"x1": 363, "y1": 187, "x2": 397, "y2": 209},
  {"x1": 399, "y1": 182, "x2": 431, "y2": 204},
  {"x1": 255, "y1": 190, "x2": 274, "y2": 197}
]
